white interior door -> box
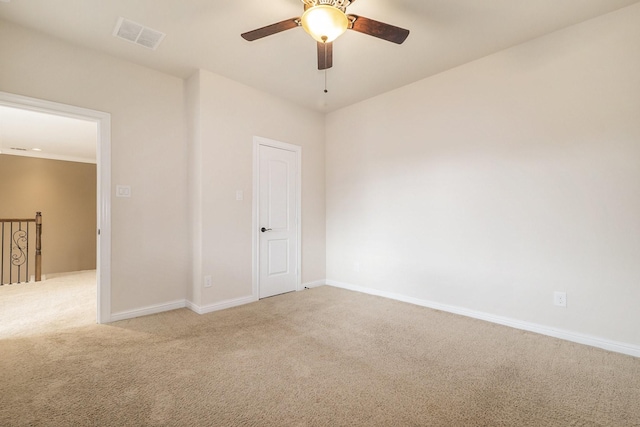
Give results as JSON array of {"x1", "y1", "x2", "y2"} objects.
[{"x1": 258, "y1": 144, "x2": 298, "y2": 298}]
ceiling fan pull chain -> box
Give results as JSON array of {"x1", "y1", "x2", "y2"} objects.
[
  {"x1": 324, "y1": 68, "x2": 328, "y2": 93},
  {"x1": 323, "y1": 36, "x2": 329, "y2": 93}
]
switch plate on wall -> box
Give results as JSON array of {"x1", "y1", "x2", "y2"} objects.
[
  {"x1": 116, "y1": 185, "x2": 131, "y2": 198},
  {"x1": 204, "y1": 275, "x2": 212, "y2": 288}
]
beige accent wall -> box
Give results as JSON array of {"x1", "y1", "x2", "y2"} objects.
[
  {"x1": 326, "y1": 4, "x2": 640, "y2": 346},
  {"x1": 0, "y1": 155, "x2": 96, "y2": 274},
  {"x1": 0, "y1": 20, "x2": 189, "y2": 313}
]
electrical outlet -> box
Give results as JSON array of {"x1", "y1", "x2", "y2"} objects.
[
  {"x1": 204, "y1": 275, "x2": 212, "y2": 288},
  {"x1": 553, "y1": 291, "x2": 567, "y2": 307}
]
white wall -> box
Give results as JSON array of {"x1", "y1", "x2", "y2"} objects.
[
  {"x1": 0, "y1": 20, "x2": 189, "y2": 313},
  {"x1": 326, "y1": 4, "x2": 640, "y2": 348},
  {"x1": 187, "y1": 69, "x2": 326, "y2": 309}
]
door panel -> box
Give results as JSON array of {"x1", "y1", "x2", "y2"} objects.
[
  {"x1": 259, "y1": 144, "x2": 297, "y2": 298},
  {"x1": 268, "y1": 160, "x2": 289, "y2": 230},
  {"x1": 268, "y1": 239, "x2": 289, "y2": 275}
]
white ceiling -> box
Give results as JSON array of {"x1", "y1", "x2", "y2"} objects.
[
  {"x1": 5, "y1": 1, "x2": 638, "y2": 165},
  {"x1": 0, "y1": 105, "x2": 97, "y2": 163},
  {"x1": 1, "y1": 0, "x2": 638, "y2": 114}
]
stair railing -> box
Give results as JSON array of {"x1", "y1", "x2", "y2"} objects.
[{"x1": 0, "y1": 212, "x2": 42, "y2": 285}]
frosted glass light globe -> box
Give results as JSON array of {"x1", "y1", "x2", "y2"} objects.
[{"x1": 301, "y1": 5, "x2": 348, "y2": 43}]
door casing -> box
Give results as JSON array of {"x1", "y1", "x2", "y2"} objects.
[{"x1": 0, "y1": 91, "x2": 111, "y2": 324}]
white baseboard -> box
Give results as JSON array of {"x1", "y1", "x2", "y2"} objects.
[
  {"x1": 108, "y1": 295, "x2": 257, "y2": 322},
  {"x1": 326, "y1": 279, "x2": 640, "y2": 358},
  {"x1": 110, "y1": 299, "x2": 187, "y2": 322},
  {"x1": 187, "y1": 295, "x2": 257, "y2": 315},
  {"x1": 301, "y1": 279, "x2": 326, "y2": 289},
  {"x1": 107, "y1": 282, "x2": 323, "y2": 321}
]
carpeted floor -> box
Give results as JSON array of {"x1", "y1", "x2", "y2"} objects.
[
  {"x1": 1, "y1": 273, "x2": 639, "y2": 426},
  {"x1": 0, "y1": 270, "x2": 96, "y2": 339}
]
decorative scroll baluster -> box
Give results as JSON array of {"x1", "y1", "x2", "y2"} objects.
[{"x1": 11, "y1": 223, "x2": 28, "y2": 283}]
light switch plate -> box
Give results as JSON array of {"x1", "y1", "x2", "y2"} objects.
[
  {"x1": 236, "y1": 190, "x2": 243, "y2": 201},
  {"x1": 116, "y1": 185, "x2": 131, "y2": 198}
]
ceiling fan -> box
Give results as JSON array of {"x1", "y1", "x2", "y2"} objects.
[{"x1": 241, "y1": 0, "x2": 410, "y2": 70}]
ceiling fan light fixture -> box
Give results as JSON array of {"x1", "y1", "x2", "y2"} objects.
[{"x1": 301, "y1": 5, "x2": 348, "y2": 43}]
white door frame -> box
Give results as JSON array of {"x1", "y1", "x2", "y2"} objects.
[
  {"x1": 252, "y1": 136, "x2": 302, "y2": 300},
  {"x1": 0, "y1": 91, "x2": 112, "y2": 324}
]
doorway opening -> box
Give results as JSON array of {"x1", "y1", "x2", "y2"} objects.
[{"x1": 0, "y1": 91, "x2": 111, "y2": 324}]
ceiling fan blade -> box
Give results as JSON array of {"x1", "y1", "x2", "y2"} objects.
[
  {"x1": 317, "y1": 42, "x2": 333, "y2": 70},
  {"x1": 348, "y1": 15, "x2": 409, "y2": 44},
  {"x1": 241, "y1": 18, "x2": 300, "y2": 41}
]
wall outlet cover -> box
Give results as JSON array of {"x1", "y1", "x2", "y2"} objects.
[{"x1": 553, "y1": 291, "x2": 567, "y2": 307}]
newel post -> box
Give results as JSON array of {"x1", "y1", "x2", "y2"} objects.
[{"x1": 35, "y1": 212, "x2": 42, "y2": 282}]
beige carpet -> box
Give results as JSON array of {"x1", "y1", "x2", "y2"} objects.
[
  {"x1": 0, "y1": 270, "x2": 96, "y2": 338},
  {"x1": 1, "y1": 275, "x2": 639, "y2": 426}
]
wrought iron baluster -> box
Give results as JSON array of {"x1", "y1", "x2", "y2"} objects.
[
  {"x1": 0, "y1": 213, "x2": 41, "y2": 285},
  {"x1": 10, "y1": 221, "x2": 13, "y2": 285},
  {"x1": 26, "y1": 222, "x2": 30, "y2": 282},
  {"x1": 11, "y1": 222, "x2": 28, "y2": 283},
  {"x1": 1, "y1": 222, "x2": 4, "y2": 285}
]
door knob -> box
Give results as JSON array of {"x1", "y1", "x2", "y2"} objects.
[{"x1": 261, "y1": 227, "x2": 272, "y2": 232}]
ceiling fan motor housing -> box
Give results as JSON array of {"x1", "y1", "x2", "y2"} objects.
[{"x1": 302, "y1": 0, "x2": 352, "y2": 13}]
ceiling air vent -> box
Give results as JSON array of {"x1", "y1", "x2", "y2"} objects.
[{"x1": 113, "y1": 17, "x2": 165, "y2": 50}]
